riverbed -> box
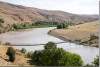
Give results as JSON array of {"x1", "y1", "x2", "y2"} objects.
[{"x1": 0, "y1": 27, "x2": 99, "y2": 64}]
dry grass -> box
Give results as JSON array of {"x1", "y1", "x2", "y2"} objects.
[
  {"x1": 0, "y1": 42, "x2": 30, "y2": 66},
  {"x1": 0, "y1": 1, "x2": 98, "y2": 25},
  {"x1": 50, "y1": 21, "x2": 99, "y2": 46}
]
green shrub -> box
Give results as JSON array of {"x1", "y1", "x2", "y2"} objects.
[
  {"x1": 57, "y1": 23, "x2": 69, "y2": 29},
  {"x1": 44, "y1": 42, "x2": 56, "y2": 49},
  {"x1": 84, "y1": 56, "x2": 99, "y2": 67},
  {"x1": 6, "y1": 47, "x2": 16, "y2": 62},
  {"x1": 57, "y1": 24, "x2": 62, "y2": 29},
  {"x1": 92, "y1": 56, "x2": 99, "y2": 66},
  {"x1": 21, "y1": 48, "x2": 27, "y2": 54},
  {"x1": 26, "y1": 51, "x2": 33, "y2": 58},
  {"x1": 30, "y1": 42, "x2": 83, "y2": 66}
]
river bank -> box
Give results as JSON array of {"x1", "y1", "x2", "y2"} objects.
[
  {"x1": 48, "y1": 21, "x2": 99, "y2": 47},
  {"x1": 48, "y1": 30, "x2": 98, "y2": 47},
  {"x1": 0, "y1": 27, "x2": 99, "y2": 64}
]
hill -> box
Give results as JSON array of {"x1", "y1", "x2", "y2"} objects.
[{"x1": 0, "y1": 1, "x2": 99, "y2": 25}]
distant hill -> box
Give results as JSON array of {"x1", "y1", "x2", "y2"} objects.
[{"x1": 0, "y1": 1, "x2": 99, "y2": 25}]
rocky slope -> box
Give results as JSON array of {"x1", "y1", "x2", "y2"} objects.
[{"x1": 0, "y1": 1, "x2": 99, "y2": 25}]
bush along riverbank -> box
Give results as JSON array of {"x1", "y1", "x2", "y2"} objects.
[
  {"x1": 0, "y1": 18, "x2": 57, "y2": 33},
  {"x1": 0, "y1": 41, "x2": 98, "y2": 66},
  {"x1": 11, "y1": 21, "x2": 57, "y2": 31},
  {"x1": 0, "y1": 17, "x2": 73, "y2": 33},
  {"x1": 25, "y1": 42, "x2": 84, "y2": 66},
  {"x1": 23, "y1": 42, "x2": 99, "y2": 66},
  {"x1": 11, "y1": 21, "x2": 73, "y2": 31}
]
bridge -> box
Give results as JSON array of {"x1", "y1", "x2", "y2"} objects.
[{"x1": 7, "y1": 42, "x2": 68, "y2": 46}]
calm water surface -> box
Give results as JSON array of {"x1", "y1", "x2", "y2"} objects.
[{"x1": 0, "y1": 27, "x2": 99, "y2": 64}]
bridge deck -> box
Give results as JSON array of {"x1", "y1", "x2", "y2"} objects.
[{"x1": 5, "y1": 42, "x2": 68, "y2": 46}]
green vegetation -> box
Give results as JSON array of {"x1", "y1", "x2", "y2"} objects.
[
  {"x1": 34, "y1": 21, "x2": 58, "y2": 27},
  {"x1": 57, "y1": 23, "x2": 67, "y2": 29},
  {"x1": 12, "y1": 23, "x2": 34, "y2": 30},
  {"x1": 0, "y1": 19, "x2": 72, "y2": 33},
  {"x1": 84, "y1": 56, "x2": 99, "y2": 67},
  {"x1": 21, "y1": 48, "x2": 27, "y2": 54},
  {"x1": 92, "y1": 56, "x2": 99, "y2": 66},
  {"x1": 44, "y1": 42, "x2": 56, "y2": 49},
  {"x1": 12, "y1": 21, "x2": 58, "y2": 30},
  {"x1": 11, "y1": 21, "x2": 73, "y2": 30},
  {"x1": 57, "y1": 21, "x2": 72, "y2": 29},
  {"x1": 6, "y1": 47, "x2": 16, "y2": 62},
  {"x1": 29, "y1": 42, "x2": 83, "y2": 66},
  {"x1": 26, "y1": 51, "x2": 33, "y2": 58}
]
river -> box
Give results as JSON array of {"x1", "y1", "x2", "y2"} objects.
[{"x1": 0, "y1": 27, "x2": 99, "y2": 64}]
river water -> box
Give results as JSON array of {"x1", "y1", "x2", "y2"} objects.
[{"x1": 0, "y1": 27, "x2": 99, "y2": 64}]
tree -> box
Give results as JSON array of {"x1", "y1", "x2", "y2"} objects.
[
  {"x1": 57, "y1": 24, "x2": 62, "y2": 29},
  {"x1": 44, "y1": 42, "x2": 56, "y2": 49},
  {"x1": 26, "y1": 51, "x2": 33, "y2": 58},
  {"x1": 57, "y1": 23, "x2": 69, "y2": 29},
  {"x1": 30, "y1": 42, "x2": 83, "y2": 66},
  {"x1": 6, "y1": 47, "x2": 16, "y2": 62},
  {"x1": 21, "y1": 48, "x2": 27, "y2": 54}
]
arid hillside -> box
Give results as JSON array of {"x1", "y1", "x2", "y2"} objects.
[
  {"x1": 49, "y1": 21, "x2": 99, "y2": 47},
  {"x1": 0, "y1": 1, "x2": 99, "y2": 25}
]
